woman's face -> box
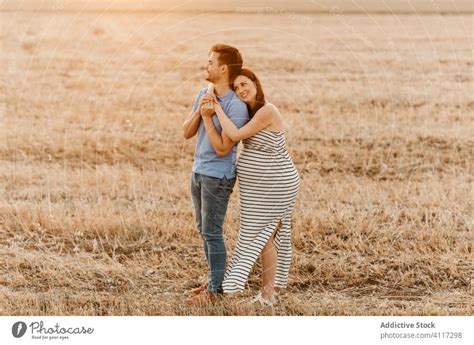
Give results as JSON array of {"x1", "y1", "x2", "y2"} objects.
[{"x1": 233, "y1": 75, "x2": 257, "y2": 103}]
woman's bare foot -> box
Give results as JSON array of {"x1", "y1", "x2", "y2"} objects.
[{"x1": 261, "y1": 286, "x2": 277, "y2": 304}]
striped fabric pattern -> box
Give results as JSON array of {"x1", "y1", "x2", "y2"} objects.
[{"x1": 223, "y1": 130, "x2": 300, "y2": 293}]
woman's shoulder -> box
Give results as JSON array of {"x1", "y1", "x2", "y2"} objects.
[
  {"x1": 255, "y1": 102, "x2": 279, "y2": 117},
  {"x1": 256, "y1": 103, "x2": 286, "y2": 132}
]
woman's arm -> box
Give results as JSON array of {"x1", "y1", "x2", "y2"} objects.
[
  {"x1": 214, "y1": 102, "x2": 273, "y2": 141},
  {"x1": 201, "y1": 115, "x2": 235, "y2": 157}
]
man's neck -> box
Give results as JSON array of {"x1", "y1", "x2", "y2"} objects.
[{"x1": 213, "y1": 80, "x2": 231, "y2": 97}]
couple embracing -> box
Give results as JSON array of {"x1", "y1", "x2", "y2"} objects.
[{"x1": 182, "y1": 44, "x2": 299, "y2": 306}]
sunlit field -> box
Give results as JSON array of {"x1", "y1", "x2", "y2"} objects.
[{"x1": 0, "y1": 1, "x2": 472, "y2": 315}]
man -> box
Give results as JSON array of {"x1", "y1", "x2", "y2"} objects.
[{"x1": 182, "y1": 44, "x2": 249, "y2": 305}]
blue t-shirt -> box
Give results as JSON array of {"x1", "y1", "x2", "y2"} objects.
[{"x1": 192, "y1": 87, "x2": 249, "y2": 179}]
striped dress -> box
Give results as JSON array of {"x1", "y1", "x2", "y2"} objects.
[{"x1": 222, "y1": 129, "x2": 300, "y2": 293}]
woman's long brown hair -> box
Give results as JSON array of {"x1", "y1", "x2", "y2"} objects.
[{"x1": 233, "y1": 68, "x2": 266, "y2": 119}]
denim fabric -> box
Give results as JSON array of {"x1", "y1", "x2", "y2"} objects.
[{"x1": 191, "y1": 172, "x2": 236, "y2": 293}]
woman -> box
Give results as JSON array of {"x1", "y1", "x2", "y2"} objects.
[{"x1": 201, "y1": 68, "x2": 300, "y2": 306}]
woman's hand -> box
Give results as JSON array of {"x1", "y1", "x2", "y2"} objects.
[
  {"x1": 200, "y1": 94, "x2": 220, "y2": 117},
  {"x1": 213, "y1": 96, "x2": 223, "y2": 113},
  {"x1": 199, "y1": 94, "x2": 215, "y2": 118}
]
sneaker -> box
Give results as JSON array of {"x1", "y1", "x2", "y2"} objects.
[
  {"x1": 187, "y1": 283, "x2": 208, "y2": 295},
  {"x1": 184, "y1": 292, "x2": 217, "y2": 306}
]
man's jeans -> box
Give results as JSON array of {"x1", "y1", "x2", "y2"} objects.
[{"x1": 191, "y1": 173, "x2": 236, "y2": 294}]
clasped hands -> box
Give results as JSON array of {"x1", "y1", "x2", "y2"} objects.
[{"x1": 199, "y1": 94, "x2": 220, "y2": 118}]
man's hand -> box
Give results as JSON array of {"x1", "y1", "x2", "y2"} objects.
[{"x1": 199, "y1": 94, "x2": 216, "y2": 118}]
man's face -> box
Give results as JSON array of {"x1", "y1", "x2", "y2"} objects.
[{"x1": 205, "y1": 52, "x2": 222, "y2": 83}]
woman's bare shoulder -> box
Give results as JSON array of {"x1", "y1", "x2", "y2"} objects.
[
  {"x1": 263, "y1": 102, "x2": 281, "y2": 115},
  {"x1": 256, "y1": 102, "x2": 279, "y2": 117},
  {"x1": 257, "y1": 102, "x2": 285, "y2": 132}
]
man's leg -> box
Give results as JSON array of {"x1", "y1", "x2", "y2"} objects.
[
  {"x1": 190, "y1": 173, "x2": 208, "y2": 263},
  {"x1": 201, "y1": 175, "x2": 236, "y2": 294}
]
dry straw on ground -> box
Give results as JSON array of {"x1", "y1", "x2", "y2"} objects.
[{"x1": 0, "y1": 1, "x2": 472, "y2": 315}]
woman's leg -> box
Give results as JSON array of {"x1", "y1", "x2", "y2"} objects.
[{"x1": 261, "y1": 224, "x2": 279, "y2": 302}]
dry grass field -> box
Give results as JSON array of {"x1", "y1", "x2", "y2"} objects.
[{"x1": 0, "y1": 1, "x2": 473, "y2": 316}]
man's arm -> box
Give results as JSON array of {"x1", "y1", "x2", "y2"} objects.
[
  {"x1": 182, "y1": 108, "x2": 201, "y2": 139},
  {"x1": 183, "y1": 89, "x2": 207, "y2": 139},
  {"x1": 201, "y1": 116, "x2": 235, "y2": 157},
  {"x1": 200, "y1": 96, "x2": 249, "y2": 157}
]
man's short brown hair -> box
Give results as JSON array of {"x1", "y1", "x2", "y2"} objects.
[{"x1": 209, "y1": 43, "x2": 243, "y2": 83}]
